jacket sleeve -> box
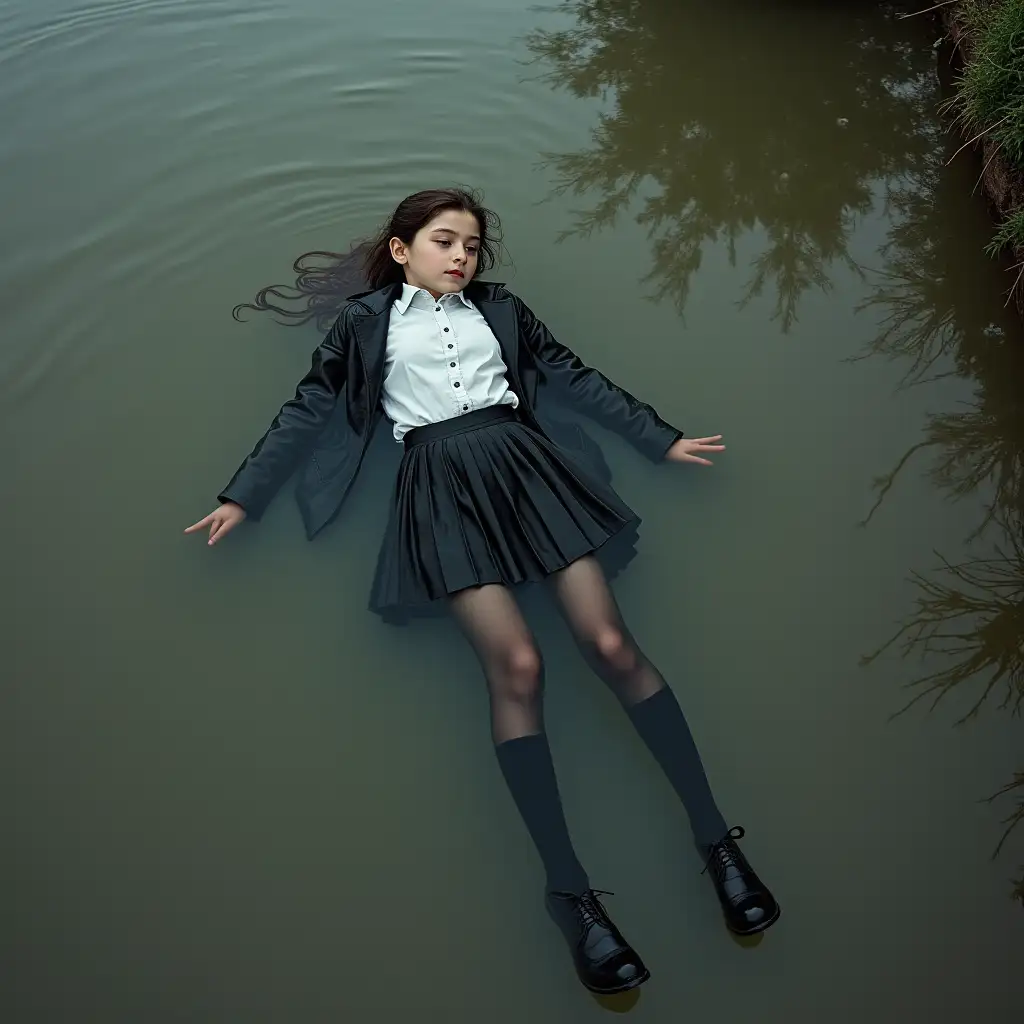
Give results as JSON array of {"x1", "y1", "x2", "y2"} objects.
[
  {"x1": 217, "y1": 310, "x2": 350, "y2": 520},
  {"x1": 513, "y1": 294, "x2": 683, "y2": 463}
]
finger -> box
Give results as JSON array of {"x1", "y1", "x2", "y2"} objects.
[
  {"x1": 209, "y1": 518, "x2": 233, "y2": 546},
  {"x1": 184, "y1": 513, "x2": 214, "y2": 534},
  {"x1": 694, "y1": 443, "x2": 726, "y2": 451},
  {"x1": 685, "y1": 455, "x2": 714, "y2": 466},
  {"x1": 691, "y1": 435, "x2": 723, "y2": 444}
]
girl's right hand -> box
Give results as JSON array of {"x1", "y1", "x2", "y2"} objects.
[{"x1": 184, "y1": 502, "x2": 247, "y2": 546}]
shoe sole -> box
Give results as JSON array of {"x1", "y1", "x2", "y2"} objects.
[
  {"x1": 581, "y1": 967, "x2": 651, "y2": 996},
  {"x1": 726, "y1": 903, "x2": 782, "y2": 937}
]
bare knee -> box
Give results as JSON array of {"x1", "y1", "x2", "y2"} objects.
[
  {"x1": 495, "y1": 642, "x2": 544, "y2": 705},
  {"x1": 590, "y1": 626, "x2": 639, "y2": 677}
]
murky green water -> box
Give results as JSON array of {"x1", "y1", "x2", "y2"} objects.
[{"x1": 3, "y1": 1, "x2": 1022, "y2": 1020}]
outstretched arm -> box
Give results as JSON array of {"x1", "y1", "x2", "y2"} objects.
[
  {"x1": 217, "y1": 311, "x2": 350, "y2": 519},
  {"x1": 185, "y1": 310, "x2": 351, "y2": 544},
  {"x1": 514, "y1": 295, "x2": 686, "y2": 462}
]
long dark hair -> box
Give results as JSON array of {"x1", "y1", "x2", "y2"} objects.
[{"x1": 232, "y1": 187, "x2": 503, "y2": 330}]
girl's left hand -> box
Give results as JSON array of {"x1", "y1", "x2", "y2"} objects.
[{"x1": 666, "y1": 435, "x2": 725, "y2": 466}]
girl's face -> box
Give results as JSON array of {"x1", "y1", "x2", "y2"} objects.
[{"x1": 389, "y1": 209, "x2": 481, "y2": 298}]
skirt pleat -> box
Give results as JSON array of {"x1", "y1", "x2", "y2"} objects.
[{"x1": 369, "y1": 406, "x2": 639, "y2": 622}]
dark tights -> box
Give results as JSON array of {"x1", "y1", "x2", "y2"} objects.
[
  {"x1": 450, "y1": 583, "x2": 545, "y2": 744},
  {"x1": 449, "y1": 556, "x2": 728, "y2": 894}
]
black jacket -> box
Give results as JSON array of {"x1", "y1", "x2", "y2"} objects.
[{"x1": 218, "y1": 280, "x2": 683, "y2": 539}]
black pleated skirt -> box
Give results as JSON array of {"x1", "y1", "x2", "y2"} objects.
[{"x1": 369, "y1": 405, "x2": 640, "y2": 623}]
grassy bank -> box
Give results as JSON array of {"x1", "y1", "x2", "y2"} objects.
[
  {"x1": 938, "y1": 1, "x2": 1024, "y2": 905},
  {"x1": 949, "y1": 0, "x2": 1024, "y2": 262}
]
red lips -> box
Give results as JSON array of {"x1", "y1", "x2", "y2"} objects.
[{"x1": 445, "y1": 270, "x2": 464, "y2": 279}]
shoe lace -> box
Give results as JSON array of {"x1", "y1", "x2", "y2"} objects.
[
  {"x1": 700, "y1": 825, "x2": 746, "y2": 879},
  {"x1": 551, "y1": 888, "x2": 615, "y2": 931}
]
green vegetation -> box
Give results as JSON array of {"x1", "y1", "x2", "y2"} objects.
[
  {"x1": 947, "y1": 0, "x2": 1024, "y2": 903},
  {"x1": 951, "y1": 1, "x2": 1024, "y2": 258}
]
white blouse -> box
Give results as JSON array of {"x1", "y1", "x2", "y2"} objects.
[{"x1": 381, "y1": 284, "x2": 520, "y2": 442}]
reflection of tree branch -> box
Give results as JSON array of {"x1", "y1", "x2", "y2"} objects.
[
  {"x1": 985, "y1": 772, "x2": 1024, "y2": 861},
  {"x1": 864, "y1": 509, "x2": 1024, "y2": 900},
  {"x1": 859, "y1": 375, "x2": 1024, "y2": 536},
  {"x1": 860, "y1": 522, "x2": 1024, "y2": 724},
  {"x1": 859, "y1": 438, "x2": 933, "y2": 527},
  {"x1": 861, "y1": 540, "x2": 1024, "y2": 722},
  {"x1": 527, "y1": 0, "x2": 937, "y2": 323},
  {"x1": 985, "y1": 771, "x2": 1024, "y2": 905},
  {"x1": 858, "y1": 106, "x2": 1024, "y2": 904},
  {"x1": 854, "y1": 264, "x2": 961, "y2": 384},
  {"x1": 858, "y1": 145, "x2": 1024, "y2": 534},
  {"x1": 854, "y1": 157, "x2": 964, "y2": 383},
  {"x1": 738, "y1": 224, "x2": 863, "y2": 333}
]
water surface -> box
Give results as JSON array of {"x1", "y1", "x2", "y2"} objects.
[{"x1": 3, "y1": 1, "x2": 1022, "y2": 1021}]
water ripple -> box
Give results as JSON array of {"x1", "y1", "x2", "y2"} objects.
[
  {"x1": 0, "y1": 0, "x2": 588, "y2": 411},
  {"x1": 0, "y1": 0, "x2": 277, "y2": 68}
]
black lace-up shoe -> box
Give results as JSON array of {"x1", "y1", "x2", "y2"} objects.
[
  {"x1": 703, "y1": 826, "x2": 780, "y2": 936},
  {"x1": 545, "y1": 888, "x2": 650, "y2": 994}
]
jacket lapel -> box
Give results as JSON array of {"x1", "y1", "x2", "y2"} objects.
[
  {"x1": 472, "y1": 289, "x2": 521, "y2": 389},
  {"x1": 347, "y1": 282, "x2": 401, "y2": 430},
  {"x1": 351, "y1": 311, "x2": 386, "y2": 425}
]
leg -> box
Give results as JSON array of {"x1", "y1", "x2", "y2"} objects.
[
  {"x1": 451, "y1": 583, "x2": 650, "y2": 990},
  {"x1": 548, "y1": 557, "x2": 780, "y2": 935},
  {"x1": 547, "y1": 556, "x2": 728, "y2": 851},
  {"x1": 449, "y1": 583, "x2": 589, "y2": 893}
]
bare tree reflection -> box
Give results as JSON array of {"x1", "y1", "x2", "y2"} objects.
[
  {"x1": 855, "y1": 153, "x2": 963, "y2": 385},
  {"x1": 526, "y1": 0, "x2": 937, "y2": 324},
  {"x1": 860, "y1": 121, "x2": 1024, "y2": 903},
  {"x1": 861, "y1": 507, "x2": 1024, "y2": 903},
  {"x1": 861, "y1": 514, "x2": 1024, "y2": 724},
  {"x1": 985, "y1": 771, "x2": 1024, "y2": 901},
  {"x1": 860, "y1": 369, "x2": 1024, "y2": 537},
  {"x1": 858, "y1": 143, "x2": 1024, "y2": 536}
]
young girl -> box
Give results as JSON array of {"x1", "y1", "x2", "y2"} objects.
[{"x1": 185, "y1": 188, "x2": 779, "y2": 995}]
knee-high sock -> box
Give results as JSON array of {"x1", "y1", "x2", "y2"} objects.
[
  {"x1": 494, "y1": 733, "x2": 590, "y2": 895},
  {"x1": 627, "y1": 687, "x2": 728, "y2": 851}
]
